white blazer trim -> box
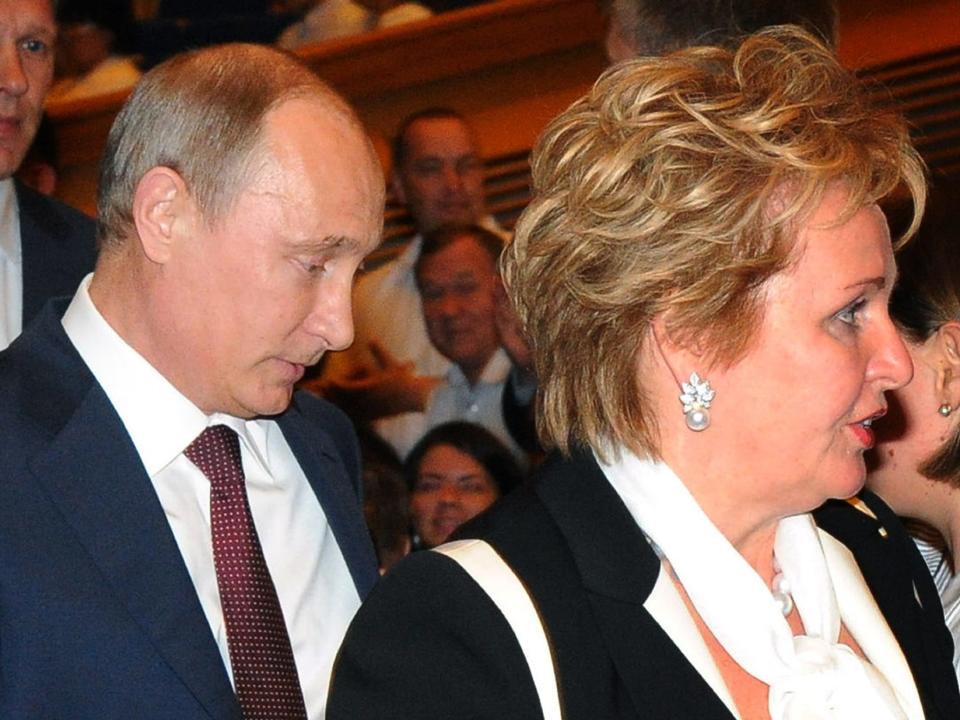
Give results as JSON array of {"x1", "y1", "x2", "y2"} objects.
[
  {"x1": 643, "y1": 565, "x2": 742, "y2": 719},
  {"x1": 434, "y1": 539, "x2": 563, "y2": 720}
]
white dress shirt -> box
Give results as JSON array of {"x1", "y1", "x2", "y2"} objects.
[
  {"x1": 322, "y1": 216, "x2": 507, "y2": 455},
  {"x1": 422, "y1": 348, "x2": 525, "y2": 462},
  {"x1": 0, "y1": 179, "x2": 22, "y2": 350},
  {"x1": 62, "y1": 274, "x2": 359, "y2": 719}
]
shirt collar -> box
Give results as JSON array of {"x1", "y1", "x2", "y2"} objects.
[
  {"x1": 446, "y1": 347, "x2": 512, "y2": 387},
  {"x1": 0, "y1": 179, "x2": 20, "y2": 265},
  {"x1": 62, "y1": 274, "x2": 275, "y2": 479}
]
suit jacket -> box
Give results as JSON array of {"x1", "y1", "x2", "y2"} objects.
[
  {"x1": 0, "y1": 300, "x2": 379, "y2": 719},
  {"x1": 16, "y1": 180, "x2": 96, "y2": 326},
  {"x1": 329, "y1": 450, "x2": 960, "y2": 719}
]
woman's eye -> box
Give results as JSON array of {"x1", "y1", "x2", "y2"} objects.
[{"x1": 835, "y1": 298, "x2": 866, "y2": 326}]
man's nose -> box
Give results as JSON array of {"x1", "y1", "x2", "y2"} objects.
[
  {"x1": 0, "y1": 45, "x2": 29, "y2": 97},
  {"x1": 303, "y1": 281, "x2": 355, "y2": 352}
]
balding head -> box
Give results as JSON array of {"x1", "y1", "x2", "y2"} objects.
[{"x1": 96, "y1": 43, "x2": 365, "y2": 251}]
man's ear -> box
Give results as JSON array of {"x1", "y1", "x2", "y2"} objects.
[{"x1": 131, "y1": 166, "x2": 193, "y2": 265}]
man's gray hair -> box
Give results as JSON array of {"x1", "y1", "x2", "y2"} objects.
[{"x1": 96, "y1": 43, "x2": 357, "y2": 250}]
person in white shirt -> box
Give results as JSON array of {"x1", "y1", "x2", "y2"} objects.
[
  {"x1": 320, "y1": 108, "x2": 506, "y2": 452},
  {"x1": 0, "y1": 0, "x2": 95, "y2": 351},
  {"x1": 408, "y1": 223, "x2": 534, "y2": 461},
  {"x1": 45, "y1": 2, "x2": 142, "y2": 107},
  {"x1": 0, "y1": 43, "x2": 382, "y2": 719}
]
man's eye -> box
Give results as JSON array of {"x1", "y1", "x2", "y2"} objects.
[
  {"x1": 413, "y1": 162, "x2": 441, "y2": 175},
  {"x1": 22, "y1": 39, "x2": 48, "y2": 55}
]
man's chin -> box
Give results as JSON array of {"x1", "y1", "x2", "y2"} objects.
[{"x1": 237, "y1": 385, "x2": 295, "y2": 419}]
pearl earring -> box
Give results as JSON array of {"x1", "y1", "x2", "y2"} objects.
[
  {"x1": 680, "y1": 372, "x2": 715, "y2": 432},
  {"x1": 939, "y1": 403, "x2": 953, "y2": 417}
]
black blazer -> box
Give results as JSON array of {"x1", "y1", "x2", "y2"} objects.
[
  {"x1": 16, "y1": 180, "x2": 96, "y2": 325},
  {"x1": 329, "y1": 450, "x2": 960, "y2": 719},
  {"x1": 0, "y1": 300, "x2": 379, "y2": 719}
]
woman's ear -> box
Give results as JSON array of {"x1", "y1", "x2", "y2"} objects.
[
  {"x1": 934, "y1": 321, "x2": 960, "y2": 398},
  {"x1": 650, "y1": 314, "x2": 707, "y2": 375}
]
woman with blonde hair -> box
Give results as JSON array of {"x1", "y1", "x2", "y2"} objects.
[{"x1": 329, "y1": 27, "x2": 959, "y2": 719}]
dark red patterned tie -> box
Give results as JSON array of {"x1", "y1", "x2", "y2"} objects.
[{"x1": 185, "y1": 425, "x2": 308, "y2": 720}]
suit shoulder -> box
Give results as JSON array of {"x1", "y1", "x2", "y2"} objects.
[
  {"x1": 291, "y1": 389, "x2": 354, "y2": 435},
  {"x1": 328, "y1": 549, "x2": 540, "y2": 719},
  {"x1": 288, "y1": 389, "x2": 360, "y2": 475},
  {"x1": 18, "y1": 184, "x2": 95, "y2": 238}
]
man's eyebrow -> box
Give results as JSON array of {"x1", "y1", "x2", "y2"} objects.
[
  {"x1": 23, "y1": 21, "x2": 56, "y2": 39},
  {"x1": 289, "y1": 235, "x2": 357, "y2": 252}
]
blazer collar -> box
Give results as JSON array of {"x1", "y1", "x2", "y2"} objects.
[
  {"x1": 15, "y1": 181, "x2": 85, "y2": 323},
  {"x1": 277, "y1": 397, "x2": 378, "y2": 598},
  {"x1": 816, "y1": 494, "x2": 960, "y2": 720},
  {"x1": 534, "y1": 449, "x2": 659, "y2": 602},
  {"x1": 534, "y1": 449, "x2": 736, "y2": 718}
]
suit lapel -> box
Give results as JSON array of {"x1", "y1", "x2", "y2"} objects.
[
  {"x1": 535, "y1": 452, "x2": 735, "y2": 719},
  {"x1": 277, "y1": 404, "x2": 378, "y2": 598},
  {"x1": 23, "y1": 314, "x2": 240, "y2": 720},
  {"x1": 16, "y1": 182, "x2": 86, "y2": 323},
  {"x1": 818, "y1": 529, "x2": 925, "y2": 719},
  {"x1": 815, "y1": 495, "x2": 960, "y2": 720}
]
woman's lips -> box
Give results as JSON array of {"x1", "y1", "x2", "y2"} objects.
[
  {"x1": 849, "y1": 421, "x2": 875, "y2": 449},
  {"x1": 848, "y1": 411, "x2": 884, "y2": 449}
]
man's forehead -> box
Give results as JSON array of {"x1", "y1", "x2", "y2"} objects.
[
  {"x1": 423, "y1": 238, "x2": 497, "y2": 274},
  {"x1": 3, "y1": 0, "x2": 56, "y2": 30},
  {"x1": 406, "y1": 118, "x2": 476, "y2": 154}
]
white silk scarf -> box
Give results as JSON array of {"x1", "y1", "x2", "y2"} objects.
[{"x1": 599, "y1": 448, "x2": 922, "y2": 720}]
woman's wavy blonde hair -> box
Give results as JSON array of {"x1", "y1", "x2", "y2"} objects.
[{"x1": 503, "y1": 26, "x2": 926, "y2": 459}]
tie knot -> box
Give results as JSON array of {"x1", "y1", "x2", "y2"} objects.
[{"x1": 184, "y1": 424, "x2": 244, "y2": 490}]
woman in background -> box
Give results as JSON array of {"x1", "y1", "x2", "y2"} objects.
[
  {"x1": 868, "y1": 183, "x2": 960, "y2": 682},
  {"x1": 405, "y1": 421, "x2": 523, "y2": 549}
]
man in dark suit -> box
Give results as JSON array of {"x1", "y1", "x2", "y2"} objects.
[
  {"x1": 0, "y1": 0, "x2": 96, "y2": 350},
  {"x1": 0, "y1": 42, "x2": 382, "y2": 719}
]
